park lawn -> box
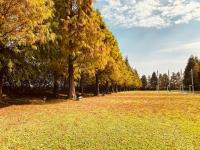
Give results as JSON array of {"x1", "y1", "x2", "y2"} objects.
[{"x1": 0, "y1": 92, "x2": 200, "y2": 149}]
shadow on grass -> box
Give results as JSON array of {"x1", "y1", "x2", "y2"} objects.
[
  {"x1": 0, "y1": 92, "x2": 104, "y2": 108},
  {"x1": 0, "y1": 94, "x2": 69, "y2": 108}
]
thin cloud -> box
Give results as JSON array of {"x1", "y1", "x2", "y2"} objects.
[
  {"x1": 157, "y1": 41, "x2": 200, "y2": 53},
  {"x1": 97, "y1": 0, "x2": 200, "y2": 28}
]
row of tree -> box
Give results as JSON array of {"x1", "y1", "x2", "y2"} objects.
[
  {"x1": 141, "y1": 55, "x2": 200, "y2": 91},
  {"x1": 0, "y1": 0, "x2": 141, "y2": 99},
  {"x1": 141, "y1": 72, "x2": 182, "y2": 90}
]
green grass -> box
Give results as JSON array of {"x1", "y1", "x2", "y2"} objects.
[{"x1": 0, "y1": 91, "x2": 200, "y2": 149}]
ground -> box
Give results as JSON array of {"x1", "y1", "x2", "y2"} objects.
[{"x1": 0, "y1": 91, "x2": 200, "y2": 149}]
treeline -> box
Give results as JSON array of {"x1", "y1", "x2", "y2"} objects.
[
  {"x1": 141, "y1": 55, "x2": 200, "y2": 91},
  {"x1": 141, "y1": 72, "x2": 182, "y2": 90},
  {"x1": 0, "y1": 0, "x2": 141, "y2": 99}
]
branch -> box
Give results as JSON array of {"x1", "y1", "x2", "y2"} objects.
[{"x1": 0, "y1": 21, "x2": 27, "y2": 38}]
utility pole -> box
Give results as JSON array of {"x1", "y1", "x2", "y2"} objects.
[
  {"x1": 180, "y1": 69, "x2": 184, "y2": 92},
  {"x1": 156, "y1": 70, "x2": 159, "y2": 92}
]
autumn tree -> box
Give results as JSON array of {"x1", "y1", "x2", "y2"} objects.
[
  {"x1": 118, "y1": 57, "x2": 141, "y2": 91},
  {"x1": 51, "y1": 0, "x2": 96, "y2": 99},
  {"x1": 35, "y1": 41, "x2": 67, "y2": 98},
  {"x1": 96, "y1": 28, "x2": 122, "y2": 94},
  {"x1": 88, "y1": 12, "x2": 110, "y2": 96},
  {"x1": 0, "y1": 0, "x2": 53, "y2": 98}
]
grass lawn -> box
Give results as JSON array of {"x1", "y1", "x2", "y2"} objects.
[{"x1": 0, "y1": 91, "x2": 200, "y2": 149}]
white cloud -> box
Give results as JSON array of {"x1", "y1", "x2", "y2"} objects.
[
  {"x1": 97, "y1": 0, "x2": 200, "y2": 28},
  {"x1": 157, "y1": 41, "x2": 200, "y2": 53}
]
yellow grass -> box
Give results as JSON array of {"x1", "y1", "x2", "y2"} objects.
[{"x1": 0, "y1": 91, "x2": 200, "y2": 149}]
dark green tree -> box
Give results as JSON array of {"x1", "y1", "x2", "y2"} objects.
[
  {"x1": 150, "y1": 72, "x2": 158, "y2": 90},
  {"x1": 141, "y1": 75, "x2": 147, "y2": 90},
  {"x1": 170, "y1": 72, "x2": 181, "y2": 90},
  {"x1": 184, "y1": 56, "x2": 200, "y2": 90},
  {"x1": 160, "y1": 73, "x2": 169, "y2": 90}
]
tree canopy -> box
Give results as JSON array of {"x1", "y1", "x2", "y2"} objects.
[
  {"x1": 0, "y1": 0, "x2": 141, "y2": 99},
  {"x1": 184, "y1": 56, "x2": 200, "y2": 90},
  {"x1": 0, "y1": 0, "x2": 54, "y2": 98}
]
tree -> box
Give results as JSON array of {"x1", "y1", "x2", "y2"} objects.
[
  {"x1": 184, "y1": 56, "x2": 200, "y2": 90},
  {"x1": 193, "y1": 62, "x2": 200, "y2": 90},
  {"x1": 160, "y1": 73, "x2": 169, "y2": 90},
  {"x1": 170, "y1": 72, "x2": 181, "y2": 90},
  {"x1": 97, "y1": 28, "x2": 124, "y2": 94},
  {"x1": 90, "y1": 12, "x2": 111, "y2": 96},
  {"x1": 150, "y1": 72, "x2": 158, "y2": 90},
  {"x1": 52, "y1": 0, "x2": 97, "y2": 99},
  {"x1": 141, "y1": 75, "x2": 147, "y2": 90},
  {"x1": 73, "y1": 10, "x2": 110, "y2": 96},
  {"x1": 0, "y1": 0, "x2": 142, "y2": 98},
  {"x1": 36, "y1": 41, "x2": 67, "y2": 98},
  {"x1": 122, "y1": 57, "x2": 141, "y2": 90},
  {"x1": 146, "y1": 75, "x2": 151, "y2": 89},
  {"x1": 0, "y1": 0, "x2": 53, "y2": 98}
]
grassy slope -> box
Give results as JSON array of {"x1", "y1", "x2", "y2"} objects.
[{"x1": 0, "y1": 92, "x2": 200, "y2": 149}]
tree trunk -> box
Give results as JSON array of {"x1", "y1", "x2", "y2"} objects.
[
  {"x1": 115, "y1": 84, "x2": 118, "y2": 93},
  {"x1": 111, "y1": 83, "x2": 114, "y2": 93},
  {"x1": 0, "y1": 75, "x2": 3, "y2": 99},
  {"x1": 68, "y1": 54, "x2": 76, "y2": 99},
  {"x1": 63, "y1": 77, "x2": 68, "y2": 91},
  {"x1": 95, "y1": 72, "x2": 100, "y2": 96},
  {"x1": 0, "y1": 68, "x2": 4, "y2": 99},
  {"x1": 79, "y1": 74, "x2": 84, "y2": 94},
  {"x1": 106, "y1": 81, "x2": 109, "y2": 94},
  {"x1": 53, "y1": 74, "x2": 59, "y2": 98}
]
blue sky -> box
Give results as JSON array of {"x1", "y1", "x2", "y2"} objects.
[{"x1": 94, "y1": 0, "x2": 200, "y2": 76}]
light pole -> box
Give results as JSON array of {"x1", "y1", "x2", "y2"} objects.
[
  {"x1": 180, "y1": 69, "x2": 184, "y2": 92},
  {"x1": 157, "y1": 70, "x2": 160, "y2": 92}
]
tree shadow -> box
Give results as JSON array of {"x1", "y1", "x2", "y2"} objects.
[
  {"x1": 0, "y1": 94, "x2": 69, "y2": 109},
  {"x1": 0, "y1": 91, "x2": 100, "y2": 109}
]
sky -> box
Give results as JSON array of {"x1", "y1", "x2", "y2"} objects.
[{"x1": 94, "y1": 0, "x2": 200, "y2": 76}]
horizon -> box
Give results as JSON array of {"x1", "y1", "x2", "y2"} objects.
[{"x1": 95, "y1": 0, "x2": 200, "y2": 76}]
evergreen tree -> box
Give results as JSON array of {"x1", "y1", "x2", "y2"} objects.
[
  {"x1": 171, "y1": 72, "x2": 181, "y2": 90},
  {"x1": 150, "y1": 72, "x2": 158, "y2": 90},
  {"x1": 160, "y1": 73, "x2": 169, "y2": 90},
  {"x1": 147, "y1": 75, "x2": 151, "y2": 89},
  {"x1": 184, "y1": 56, "x2": 200, "y2": 90},
  {"x1": 141, "y1": 75, "x2": 147, "y2": 90},
  {"x1": 192, "y1": 60, "x2": 200, "y2": 90}
]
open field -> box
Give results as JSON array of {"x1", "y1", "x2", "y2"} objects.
[{"x1": 0, "y1": 91, "x2": 200, "y2": 149}]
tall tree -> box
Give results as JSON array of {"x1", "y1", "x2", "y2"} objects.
[
  {"x1": 192, "y1": 61, "x2": 200, "y2": 90},
  {"x1": 160, "y1": 73, "x2": 169, "y2": 90},
  {"x1": 150, "y1": 72, "x2": 158, "y2": 90},
  {"x1": 184, "y1": 56, "x2": 200, "y2": 90},
  {"x1": 141, "y1": 75, "x2": 147, "y2": 90},
  {"x1": 53, "y1": 0, "x2": 96, "y2": 99},
  {"x1": 0, "y1": 0, "x2": 53, "y2": 98},
  {"x1": 170, "y1": 72, "x2": 181, "y2": 90}
]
